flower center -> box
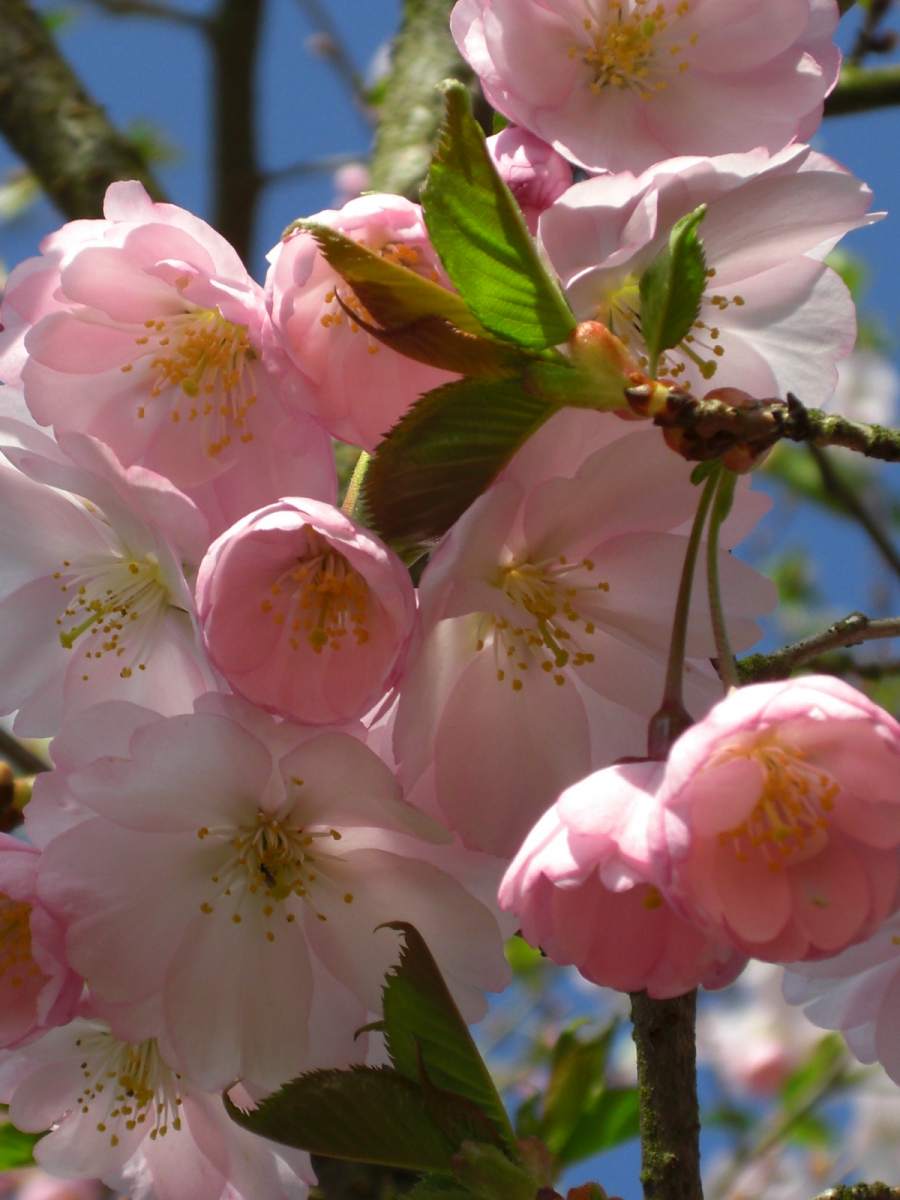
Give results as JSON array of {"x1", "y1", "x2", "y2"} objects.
[
  {"x1": 73, "y1": 1030, "x2": 183, "y2": 1147},
  {"x1": 120, "y1": 306, "x2": 259, "y2": 459},
  {"x1": 576, "y1": 0, "x2": 694, "y2": 97},
  {"x1": 0, "y1": 894, "x2": 42, "y2": 993},
  {"x1": 196, "y1": 802, "x2": 353, "y2": 939},
  {"x1": 478, "y1": 555, "x2": 609, "y2": 691},
  {"x1": 595, "y1": 265, "x2": 744, "y2": 382},
  {"x1": 260, "y1": 531, "x2": 370, "y2": 654},
  {"x1": 717, "y1": 743, "x2": 839, "y2": 872},
  {"x1": 54, "y1": 552, "x2": 171, "y2": 681}
]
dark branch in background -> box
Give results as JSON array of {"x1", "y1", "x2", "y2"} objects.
[
  {"x1": 87, "y1": 0, "x2": 209, "y2": 30},
  {"x1": 0, "y1": 0, "x2": 164, "y2": 218},
  {"x1": 630, "y1": 991, "x2": 702, "y2": 1200},
  {"x1": 807, "y1": 444, "x2": 900, "y2": 580},
  {"x1": 368, "y1": 0, "x2": 473, "y2": 195},
  {"x1": 210, "y1": 0, "x2": 265, "y2": 264},
  {"x1": 295, "y1": 0, "x2": 372, "y2": 126},
  {"x1": 825, "y1": 63, "x2": 900, "y2": 115},
  {"x1": 848, "y1": 0, "x2": 896, "y2": 65},
  {"x1": 739, "y1": 613, "x2": 900, "y2": 684}
]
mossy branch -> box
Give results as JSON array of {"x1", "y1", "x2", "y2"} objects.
[{"x1": 0, "y1": 0, "x2": 164, "y2": 217}]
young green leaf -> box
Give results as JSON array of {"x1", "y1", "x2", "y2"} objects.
[
  {"x1": 553, "y1": 1088, "x2": 640, "y2": 1166},
  {"x1": 639, "y1": 204, "x2": 708, "y2": 377},
  {"x1": 224, "y1": 1066, "x2": 459, "y2": 1171},
  {"x1": 0, "y1": 1122, "x2": 38, "y2": 1170},
  {"x1": 380, "y1": 922, "x2": 517, "y2": 1155},
  {"x1": 541, "y1": 1025, "x2": 617, "y2": 1156},
  {"x1": 422, "y1": 81, "x2": 576, "y2": 350},
  {"x1": 364, "y1": 377, "x2": 559, "y2": 545},
  {"x1": 451, "y1": 1141, "x2": 540, "y2": 1200}
]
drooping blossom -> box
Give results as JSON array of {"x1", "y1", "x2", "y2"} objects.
[
  {"x1": 0, "y1": 835, "x2": 81, "y2": 1049},
  {"x1": 696, "y1": 961, "x2": 824, "y2": 1097},
  {"x1": 661, "y1": 676, "x2": 900, "y2": 964},
  {"x1": 266, "y1": 194, "x2": 456, "y2": 450},
  {"x1": 35, "y1": 694, "x2": 511, "y2": 1091},
  {"x1": 196, "y1": 498, "x2": 418, "y2": 725},
  {"x1": 332, "y1": 162, "x2": 371, "y2": 207},
  {"x1": 485, "y1": 127, "x2": 573, "y2": 233},
  {"x1": 499, "y1": 761, "x2": 746, "y2": 997},
  {"x1": 393, "y1": 424, "x2": 775, "y2": 856},
  {"x1": 0, "y1": 1016, "x2": 315, "y2": 1200},
  {"x1": 0, "y1": 418, "x2": 215, "y2": 737},
  {"x1": 0, "y1": 181, "x2": 304, "y2": 490},
  {"x1": 539, "y1": 145, "x2": 879, "y2": 406},
  {"x1": 783, "y1": 909, "x2": 900, "y2": 1085},
  {"x1": 451, "y1": 0, "x2": 840, "y2": 174}
]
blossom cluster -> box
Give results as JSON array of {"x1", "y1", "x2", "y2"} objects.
[{"x1": 0, "y1": 0, "x2": 897, "y2": 1195}]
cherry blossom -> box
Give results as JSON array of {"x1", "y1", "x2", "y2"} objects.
[
  {"x1": 783, "y1": 910, "x2": 900, "y2": 1085},
  {"x1": 0, "y1": 835, "x2": 81, "y2": 1050},
  {"x1": 661, "y1": 676, "x2": 900, "y2": 963},
  {"x1": 1, "y1": 182, "x2": 303, "y2": 490},
  {"x1": 265, "y1": 194, "x2": 456, "y2": 450},
  {"x1": 499, "y1": 761, "x2": 746, "y2": 997},
  {"x1": 485, "y1": 127, "x2": 573, "y2": 233},
  {"x1": 539, "y1": 144, "x2": 879, "y2": 405},
  {"x1": 0, "y1": 1016, "x2": 315, "y2": 1200},
  {"x1": 0, "y1": 418, "x2": 215, "y2": 737},
  {"x1": 451, "y1": 0, "x2": 840, "y2": 174},
  {"x1": 196, "y1": 498, "x2": 418, "y2": 725},
  {"x1": 35, "y1": 695, "x2": 511, "y2": 1091},
  {"x1": 393, "y1": 424, "x2": 775, "y2": 856}
]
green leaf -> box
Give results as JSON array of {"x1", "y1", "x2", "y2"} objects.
[
  {"x1": 300, "y1": 222, "x2": 487, "y2": 337},
  {"x1": 0, "y1": 1122, "x2": 39, "y2": 1170},
  {"x1": 553, "y1": 1088, "x2": 640, "y2": 1166},
  {"x1": 381, "y1": 923, "x2": 517, "y2": 1154},
  {"x1": 407, "y1": 1177, "x2": 474, "y2": 1200},
  {"x1": 639, "y1": 204, "x2": 708, "y2": 376},
  {"x1": 541, "y1": 1026, "x2": 615, "y2": 1154},
  {"x1": 780, "y1": 1033, "x2": 847, "y2": 1108},
  {"x1": 224, "y1": 1066, "x2": 460, "y2": 1171},
  {"x1": 364, "y1": 377, "x2": 558, "y2": 546},
  {"x1": 786, "y1": 1112, "x2": 833, "y2": 1149},
  {"x1": 422, "y1": 81, "x2": 576, "y2": 350},
  {"x1": 451, "y1": 1141, "x2": 538, "y2": 1200}
]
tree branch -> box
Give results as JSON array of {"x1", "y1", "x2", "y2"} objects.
[
  {"x1": 630, "y1": 388, "x2": 900, "y2": 465},
  {"x1": 814, "y1": 1187, "x2": 899, "y2": 1200},
  {"x1": 87, "y1": 0, "x2": 208, "y2": 30},
  {"x1": 738, "y1": 613, "x2": 900, "y2": 684},
  {"x1": 295, "y1": 0, "x2": 372, "y2": 125},
  {"x1": 825, "y1": 64, "x2": 900, "y2": 116},
  {"x1": 807, "y1": 444, "x2": 900, "y2": 581},
  {"x1": 0, "y1": 0, "x2": 164, "y2": 219},
  {"x1": 209, "y1": 0, "x2": 265, "y2": 263},
  {"x1": 630, "y1": 991, "x2": 703, "y2": 1200},
  {"x1": 368, "y1": 0, "x2": 472, "y2": 196}
]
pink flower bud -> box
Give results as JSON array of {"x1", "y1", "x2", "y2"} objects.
[
  {"x1": 196, "y1": 498, "x2": 418, "y2": 725},
  {"x1": 485, "y1": 127, "x2": 573, "y2": 233}
]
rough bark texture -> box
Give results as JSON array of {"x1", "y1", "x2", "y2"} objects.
[
  {"x1": 368, "y1": 0, "x2": 471, "y2": 196},
  {"x1": 0, "y1": 0, "x2": 163, "y2": 217},
  {"x1": 630, "y1": 991, "x2": 703, "y2": 1200},
  {"x1": 209, "y1": 0, "x2": 264, "y2": 263}
]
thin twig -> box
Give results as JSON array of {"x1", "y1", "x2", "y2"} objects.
[
  {"x1": 738, "y1": 613, "x2": 900, "y2": 684},
  {"x1": 799, "y1": 652, "x2": 900, "y2": 679},
  {"x1": 808, "y1": 444, "x2": 900, "y2": 581},
  {"x1": 264, "y1": 152, "x2": 363, "y2": 186},
  {"x1": 849, "y1": 0, "x2": 896, "y2": 65},
  {"x1": 87, "y1": 0, "x2": 209, "y2": 30},
  {"x1": 295, "y1": 0, "x2": 372, "y2": 125}
]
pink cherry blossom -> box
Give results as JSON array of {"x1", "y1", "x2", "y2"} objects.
[
  {"x1": 0, "y1": 419, "x2": 215, "y2": 737},
  {"x1": 35, "y1": 695, "x2": 511, "y2": 1091},
  {"x1": 485, "y1": 127, "x2": 573, "y2": 233},
  {"x1": 0, "y1": 1016, "x2": 315, "y2": 1200},
  {"x1": 0, "y1": 835, "x2": 81, "y2": 1050},
  {"x1": 539, "y1": 145, "x2": 879, "y2": 405},
  {"x1": 499, "y1": 761, "x2": 746, "y2": 997},
  {"x1": 265, "y1": 194, "x2": 456, "y2": 450},
  {"x1": 2, "y1": 181, "x2": 305, "y2": 490},
  {"x1": 451, "y1": 0, "x2": 840, "y2": 174},
  {"x1": 783, "y1": 910, "x2": 900, "y2": 1085},
  {"x1": 393, "y1": 423, "x2": 775, "y2": 856},
  {"x1": 196, "y1": 498, "x2": 418, "y2": 725},
  {"x1": 661, "y1": 676, "x2": 900, "y2": 963}
]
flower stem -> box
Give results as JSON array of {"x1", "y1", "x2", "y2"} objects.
[
  {"x1": 648, "y1": 469, "x2": 718, "y2": 759},
  {"x1": 705, "y1": 468, "x2": 740, "y2": 690},
  {"x1": 341, "y1": 450, "x2": 371, "y2": 520}
]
